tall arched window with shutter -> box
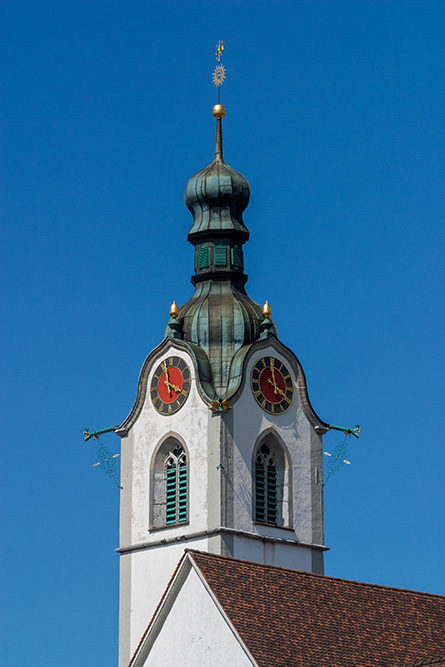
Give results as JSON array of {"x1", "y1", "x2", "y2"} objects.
[
  {"x1": 151, "y1": 437, "x2": 188, "y2": 529},
  {"x1": 253, "y1": 435, "x2": 291, "y2": 528},
  {"x1": 255, "y1": 443, "x2": 278, "y2": 524},
  {"x1": 165, "y1": 446, "x2": 187, "y2": 525}
]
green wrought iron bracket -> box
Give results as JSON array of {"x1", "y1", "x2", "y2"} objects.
[
  {"x1": 82, "y1": 426, "x2": 122, "y2": 489},
  {"x1": 322, "y1": 424, "x2": 362, "y2": 487},
  {"x1": 328, "y1": 424, "x2": 361, "y2": 439},
  {"x1": 82, "y1": 426, "x2": 120, "y2": 441}
]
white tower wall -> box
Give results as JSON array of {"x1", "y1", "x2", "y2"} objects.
[{"x1": 117, "y1": 339, "x2": 326, "y2": 666}]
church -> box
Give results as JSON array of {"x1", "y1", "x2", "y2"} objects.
[{"x1": 107, "y1": 60, "x2": 444, "y2": 666}]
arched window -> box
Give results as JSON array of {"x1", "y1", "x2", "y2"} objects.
[
  {"x1": 255, "y1": 444, "x2": 277, "y2": 524},
  {"x1": 151, "y1": 437, "x2": 188, "y2": 529},
  {"x1": 165, "y1": 446, "x2": 187, "y2": 525},
  {"x1": 254, "y1": 436, "x2": 290, "y2": 527}
]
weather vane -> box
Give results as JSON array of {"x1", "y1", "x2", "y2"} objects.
[{"x1": 212, "y1": 40, "x2": 226, "y2": 104}]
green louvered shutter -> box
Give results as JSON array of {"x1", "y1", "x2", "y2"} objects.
[
  {"x1": 267, "y1": 464, "x2": 277, "y2": 525},
  {"x1": 178, "y1": 464, "x2": 187, "y2": 523},
  {"x1": 214, "y1": 245, "x2": 227, "y2": 268},
  {"x1": 165, "y1": 451, "x2": 187, "y2": 526},
  {"x1": 165, "y1": 465, "x2": 177, "y2": 525},
  {"x1": 255, "y1": 463, "x2": 266, "y2": 522},
  {"x1": 255, "y1": 448, "x2": 278, "y2": 525},
  {"x1": 231, "y1": 245, "x2": 243, "y2": 271},
  {"x1": 198, "y1": 245, "x2": 209, "y2": 270}
]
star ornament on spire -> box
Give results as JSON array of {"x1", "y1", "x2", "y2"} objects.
[
  {"x1": 212, "y1": 64, "x2": 226, "y2": 87},
  {"x1": 212, "y1": 40, "x2": 226, "y2": 88}
]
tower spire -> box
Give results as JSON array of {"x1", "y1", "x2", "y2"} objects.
[
  {"x1": 212, "y1": 40, "x2": 226, "y2": 162},
  {"x1": 212, "y1": 107, "x2": 225, "y2": 161},
  {"x1": 174, "y1": 41, "x2": 277, "y2": 396}
]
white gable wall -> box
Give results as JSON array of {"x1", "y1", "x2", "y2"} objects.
[{"x1": 135, "y1": 562, "x2": 254, "y2": 667}]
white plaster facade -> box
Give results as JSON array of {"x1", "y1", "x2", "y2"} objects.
[
  {"x1": 131, "y1": 556, "x2": 255, "y2": 667},
  {"x1": 117, "y1": 335, "x2": 327, "y2": 666}
]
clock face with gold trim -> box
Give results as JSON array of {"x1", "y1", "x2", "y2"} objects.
[
  {"x1": 250, "y1": 356, "x2": 294, "y2": 415},
  {"x1": 150, "y1": 356, "x2": 191, "y2": 415}
]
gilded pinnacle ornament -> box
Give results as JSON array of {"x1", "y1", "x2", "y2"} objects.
[
  {"x1": 262, "y1": 301, "x2": 272, "y2": 318},
  {"x1": 169, "y1": 301, "x2": 179, "y2": 319}
]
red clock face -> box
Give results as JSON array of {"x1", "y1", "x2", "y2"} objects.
[
  {"x1": 150, "y1": 356, "x2": 191, "y2": 415},
  {"x1": 251, "y1": 357, "x2": 294, "y2": 414},
  {"x1": 157, "y1": 365, "x2": 184, "y2": 403}
]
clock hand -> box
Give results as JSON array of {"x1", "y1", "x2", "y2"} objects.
[
  {"x1": 267, "y1": 377, "x2": 277, "y2": 392},
  {"x1": 162, "y1": 361, "x2": 172, "y2": 396},
  {"x1": 267, "y1": 378, "x2": 286, "y2": 397},
  {"x1": 165, "y1": 380, "x2": 181, "y2": 393},
  {"x1": 270, "y1": 359, "x2": 277, "y2": 394}
]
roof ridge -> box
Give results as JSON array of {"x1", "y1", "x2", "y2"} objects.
[
  {"x1": 399, "y1": 657, "x2": 445, "y2": 667},
  {"x1": 186, "y1": 549, "x2": 445, "y2": 599}
]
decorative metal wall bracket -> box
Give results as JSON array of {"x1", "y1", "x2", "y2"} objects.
[
  {"x1": 322, "y1": 424, "x2": 361, "y2": 486},
  {"x1": 82, "y1": 426, "x2": 122, "y2": 489}
]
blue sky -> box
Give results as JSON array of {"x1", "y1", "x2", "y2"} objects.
[{"x1": 1, "y1": 1, "x2": 444, "y2": 664}]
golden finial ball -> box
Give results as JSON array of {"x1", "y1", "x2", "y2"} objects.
[
  {"x1": 212, "y1": 104, "x2": 226, "y2": 119},
  {"x1": 262, "y1": 301, "x2": 272, "y2": 318},
  {"x1": 169, "y1": 301, "x2": 179, "y2": 319}
]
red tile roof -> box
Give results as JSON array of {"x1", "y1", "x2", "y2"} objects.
[{"x1": 188, "y1": 550, "x2": 445, "y2": 667}]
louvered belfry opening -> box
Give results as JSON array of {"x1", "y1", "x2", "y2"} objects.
[
  {"x1": 255, "y1": 443, "x2": 278, "y2": 525},
  {"x1": 164, "y1": 445, "x2": 187, "y2": 525}
]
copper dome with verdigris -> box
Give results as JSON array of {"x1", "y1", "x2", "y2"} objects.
[{"x1": 185, "y1": 156, "x2": 251, "y2": 239}]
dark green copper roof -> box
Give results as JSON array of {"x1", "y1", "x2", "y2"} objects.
[
  {"x1": 166, "y1": 115, "x2": 277, "y2": 398},
  {"x1": 185, "y1": 119, "x2": 250, "y2": 241},
  {"x1": 178, "y1": 279, "x2": 269, "y2": 397},
  {"x1": 185, "y1": 162, "x2": 250, "y2": 239}
]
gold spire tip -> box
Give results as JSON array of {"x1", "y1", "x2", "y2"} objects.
[
  {"x1": 262, "y1": 301, "x2": 272, "y2": 318},
  {"x1": 212, "y1": 104, "x2": 226, "y2": 119},
  {"x1": 169, "y1": 301, "x2": 179, "y2": 319}
]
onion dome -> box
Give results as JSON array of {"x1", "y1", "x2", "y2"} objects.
[
  {"x1": 166, "y1": 106, "x2": 277, "y2": 398},
  {"x1": 185, "y1": 116, "x2": 250, "y2": 241}
]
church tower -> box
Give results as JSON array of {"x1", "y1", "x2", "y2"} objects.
[{"x1": 116, "y1": 100, "x2": 330, "y2": 666}]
